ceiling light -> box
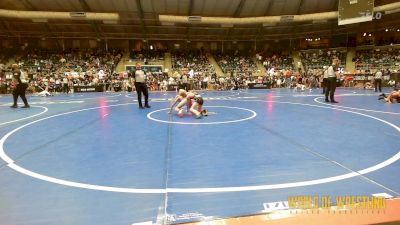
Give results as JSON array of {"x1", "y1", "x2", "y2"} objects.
[{"x1": 349, "y1": 0, "x2": 358, "y2": 4}]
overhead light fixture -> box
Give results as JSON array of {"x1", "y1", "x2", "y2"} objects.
[
  {"x1": 385, "y1": 28, "x2": 389, "y2": 32},
  {"x1": 363, "y1": 33, "x2": 366, "y2": 36},
  {"x1": 368, "y1": 33, "x2": 372, "y2": 36},
  {"x1": 70, "y1": 12, "x2": 86, "y2": 18},
  {"x1": 280, "y1": 15, "x2": 294, "y2": 22},
  {"x1": 187, "y1": 16, "x2": 202, "y2": 22},
  {"x1": 349, "y1": 0, "x2": 358, "y2": 4}
]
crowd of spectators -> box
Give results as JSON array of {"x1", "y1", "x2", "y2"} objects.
[
  {"x1": 172, "y1": 50, "x2": 215, "y2": 75},
  {"x1": 0, "y1": 48, "x2": 122, "y2": 94},
  {"x1": 256, "y1": 51, "x2": 294, "y2": 71},
  {"x1": 354, "y1": 49, "x2": 400, "y2": 70},
  {"x1": 2, "y1": 46, "x2": 399, "y2": 95},
  {"x1": 18, "y1": 48, "x2": 121, "y2": 75},
  {"x1": 300, "y1": 49, "x2": 346, "y2": 71},
  {"x1": 214, "y1": 51, "x2": 258, "y2": 75},
  {"x1": 129, "y1": 49, "x2": 165, "y2": 63}
]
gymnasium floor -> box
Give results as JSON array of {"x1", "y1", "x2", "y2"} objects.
[{"x1": 0, "y1": 88, "x2": 399, "y2": 225}]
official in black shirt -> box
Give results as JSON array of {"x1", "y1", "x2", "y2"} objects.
[{"x1": 10, "y1": 64, "x2": 30, "y2": 108}]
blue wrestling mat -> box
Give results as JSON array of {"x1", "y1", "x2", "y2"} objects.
[{"x1": 0, "y1": 88, "x2": 399, "y2": 225}]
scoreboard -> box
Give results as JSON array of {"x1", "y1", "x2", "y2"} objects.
[{"x1": 338, "y1": 0, "x2": 375, "y2": 25}]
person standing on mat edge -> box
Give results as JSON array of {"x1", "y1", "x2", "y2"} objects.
[
  {"x1": 10, "y1": 64, "x2": 30, "y2": 108},
  {"x1": 134, "y1": 63, "x2": 150, "y2": 109},
  {"x1": 374, "y1": 68, "x2": 383, "y2": 92},
  {"x1": 325, "y1": 58, "x2": 339, "y2": 103}
]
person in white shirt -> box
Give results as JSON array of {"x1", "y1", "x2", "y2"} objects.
[
  {"x1": 37, "y1": 85, "x2": 52, "y2": 97},
  {"x1": 134, "y1": 63, "x2": 150, "y2": 109},
  {"x1": 55, "y1": 78, "x2": 61, "y2": 92},
  {"x1": 202, "y1": 76, "x2": 208, "y2": 90},
  {"x1": 324, "y1": 59, "x2": 339, "y2": 103},
  {"x1": 374, "y1": 69, "x2": 383, "y2": 92},
  {"x1": 189, "y1": 69, "x2": 194, "y2": 79},
  {"x1": 62, "y1": 77, "x2": 69, "y2": 93},
  {"x1": 388, "y1": 79, "x2": 396, "y2": 88},
  {"x1": 98, "y1": 69, "x2": 105, "y2": 80}
]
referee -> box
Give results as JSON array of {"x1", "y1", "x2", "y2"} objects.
[
  {"x1": 10, "y1": 64, "x2": 30, "y2": 108},
  {"x1": 134, "y1": 63, "x2": 150, "y2": 109},
  {"x1": 374, "y1": 69, "x2": 382, "y2": 92},
  {"x1": 325, "y1": 59, "x2": 339, "y2": 103}
]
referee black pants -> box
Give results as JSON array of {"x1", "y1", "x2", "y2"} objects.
[
  {"x1": 322, "y1": 78, "x2": 328, "y2": 94},
  {"x1": 62, "y1": 83, "x2": 69, "y2": 93},
  {"x1": 325, "y1": 77, "x2": 337, "y2": 102},
  {"x1": 374, "y1": 79, "x2": 382, "y2": 92},
  {"x1": 12, "y1": 83, "x2": 29, "y2": 106},
  {"x1": 134, "y1": 82, "x2": 149, "y2": 107}
]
